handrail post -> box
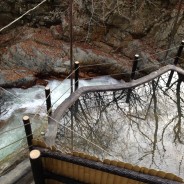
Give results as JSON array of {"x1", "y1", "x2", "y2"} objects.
[
  {"x1": 23, "y1": 116, "x2": 33, "y2": 151},
  {"x1": 126, "y1": 54, "x2": 139, "y2": 103},
  {"x1": 71, "y1": 60, "x2": 79, "y2": 152},
  {"x1": 130, "y1": 54, "x2": 139, "y2": 80},
  {"x1": 70, "y1": 0, "x2": 74, "y2": 94},
  {"x1": 166, "y1": 40, "x2": 184, "y2": 87},
  {"x1": 71, "y1": 106, "x2": 74, "y2": 152},
  {"x1": 30, "y1": 150, "x2": 45, "y2": 184},
  {"x1": 74, "y1": 61, "x2": 79, "y2": 91},
  {"x1": 45, "y1": 86, "x2": 52, "y2": 119},
  {"x1": 74, "y1": 61, "x2": 79, "y2": 117}
]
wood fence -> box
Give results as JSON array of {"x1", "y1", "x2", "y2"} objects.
[{"x1": 29, "y1": 139, "x2": 184, "y2": 184}]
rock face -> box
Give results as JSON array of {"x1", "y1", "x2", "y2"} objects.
[
  {"x1": 1, "y1": 0, "x2": 183, "y2": 48},
  {"x1": 0, "y1": 0, "x2": 184, "y2": 87},
  {"x1": 0, "y1": 27, "x2": 133, "y2": 87}
]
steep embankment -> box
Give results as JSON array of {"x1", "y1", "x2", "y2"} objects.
[{"x1": 0, "y1": 0, "x2": 184, "y2": 87}]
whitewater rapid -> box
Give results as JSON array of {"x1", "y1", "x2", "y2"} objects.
[{"x1": 0, "y1": 77, "x2": 120, "y2": 162}]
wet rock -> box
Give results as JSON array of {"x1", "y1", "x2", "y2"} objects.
[
  {"x1": 105, "y1": 28, "x2": 124, "y2": 48},
  {"x1": 71, "y1": 46, "x2": 131, "y2": 78},
  {"x1": 130, "y1": 19, "x2": 146, "y2": 39},
  {"x1": 0, "y1": 27, "x2": 132, "y2": 87},
  {"x1": 0, "y1": 120, "x2": 7, "y2": 129},
  {"x1": 0, "y1": 0, "x2": 183, "y2": 54},
  {"x1": 0, "y1": 28, "x2": 65, "y2": 76},
  {"x1": 138, "y1": 52, "x2": 160, "y2": 74},
  {"x1": 93, "y1": 41, "x2": 113, "y2": 53},
  {"x1": 0, "y1": 0, "x2": 182, "y2": 50},
  {"x1": 0, "y1": 13, "x2": 15, "y2": 28},
  {"x1": 107, "y1": 13, "x2": 130, "y2": 29},
  {"x1": 50, "y1": 25, "x2": 62, "y2": 39},
  {"x1": 0, "y1": 1, "x2": 183, "y2": 88},
  {"x1": 0, "y1": 70, "x2": 36, "y2": 88},
  {"x1": 122, "y1": 40, "x2": 142, "y2": 58},
  {"x1": 0, "y1": 2, "x2": 11, "y2": 13}
]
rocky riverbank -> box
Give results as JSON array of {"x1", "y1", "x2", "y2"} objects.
[
  {"x1": 0, "y1": 26, "x2": 132, "y2": 88},
  {"x1": 0, "y1": 0, "x2": 184, "y2": 88}
]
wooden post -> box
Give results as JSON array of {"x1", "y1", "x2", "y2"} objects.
[
  {"x1": 74, "y1": 61, "x2": 79, "y2": 116},
  {"x1": 75, "y1": 61, "x2": 79, "y2": 91},
  {"x1": 126, "y1": 88, "x2": 132, "y2": 103},
  {"x1": 70, "y1": 0, "x2": 74, "y2": 94},
  {"x1": 71, "y1": 106, "x2": 74, "y2": 152},
  {"x1": 45, "y1": 86, "x2": 52, "y2": 117},
  {"x1": 30, "y1": 150, "x2": 45, "y2": 184},
  {"x1": 23, "y1": 116, "x2": 33, "y2": 151},
  {"x1": 74, "y1": 61, "x2": 80, "y2": 118},
  {"x1": 130, "y1": 54, "x2": 139, "y2": 80},
  {"x1": 166, "y1": 40, "x2": 184, "y2": 87},
  {"x1": 126, "y1": 54, "x2": 139, "y2": 103}
]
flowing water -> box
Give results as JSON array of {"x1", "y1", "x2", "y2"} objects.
[
  {"x1": 0, "y1": 76, "x2": 120, "y2": 168},
  {"x1": 1, "y1": 73, "x2": 184, "y2": 179}
]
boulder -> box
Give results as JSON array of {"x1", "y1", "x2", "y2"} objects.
[
  {"x1": 50, "y1": 25, "x2": 63, "y2": 40},
  {"x1": 0, "y1": 27, "x2": 132, "y2": 87},
  {"x1": 0, "y1": 70, "x2": 36, "y2": 88},
  {"x1": 138, "y1": 52, "x2": 160, "y2": 74}
]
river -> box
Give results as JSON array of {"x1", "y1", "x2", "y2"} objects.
[{"x1": 0, "y1": 76, "x2": 120, "y2": 172}]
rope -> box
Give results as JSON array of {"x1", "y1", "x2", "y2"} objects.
[
  {"x1": 0, "y1": 70, "x2": 79, "y2": 137},
  {"x1": 0, "y1": 124, "x2": 26, "y2": 136},
  {"x1": 0, "y1": 56, "x2": 177, "y2": 144},
  {"x1": 0, "y1": 0, "x2": 182, "y2": 157},
  {"x1": 0, "y1": 58, "x2": 175, "y2": 150},
  {"x1": 80, "y1": 57, "x2": 175, "y2": 80},
  {"x1": 0, "y1": 63, "x2": 178, "y2": 154},
  {"x1": 14, "y1": 143, "x2": 31, "y2": 156},
  {"x1": 143, "y1": 45, "x2": 180, "y2": 58},
  {"x1": 80, "y1": 58, "x2": 142, "y2": 68},
  {"x1": 0, "y1": 87, "x2": 23, "y2": 101},
  {"x1": 50, "y1": 77, "x2": 80, "y2": 108},
  {"x1": 48, "y1": 115, "x2": 120, "y2": 161},
  {"x1": 51, "y1": 85, "x2": 71, "y2": 108},
  {"x1": 0, "y1": 56, "x2": 175, "y2": 137},
  {"x1": 79, "y1": 46, "x2": 179, "y2": 69},
  {"x1": 0, "y1": 112, "x2": 47, "y2": 151},
  {"x1": 50, "y1": 67, "x2": 79, "y2": 93},
  {"x1": 0, "y1": 133, "x2": 33, "y2": 151},
  {"x1": 80, "y1": 63, "x2": 117, "y2": 68},
  {"x1": 32, "y1": 67, "x2": 79, "y2": 120},
  {"x1": 136, "y1": 57, "x2": 174, "y2": 73},
  {"x1": 0, "y1": 113, "x2": 48, "y2": 143},
  {"x1": 0, "y1": 0, "x2": 47, "y2": 32}
]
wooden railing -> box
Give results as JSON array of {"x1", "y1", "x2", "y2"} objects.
[
  {"x1": 21, "y1": 40, "x2": 184, "y2": 184},
  {"x1": 28, "y1": 140, "x2": 184, "y2": 184}
]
